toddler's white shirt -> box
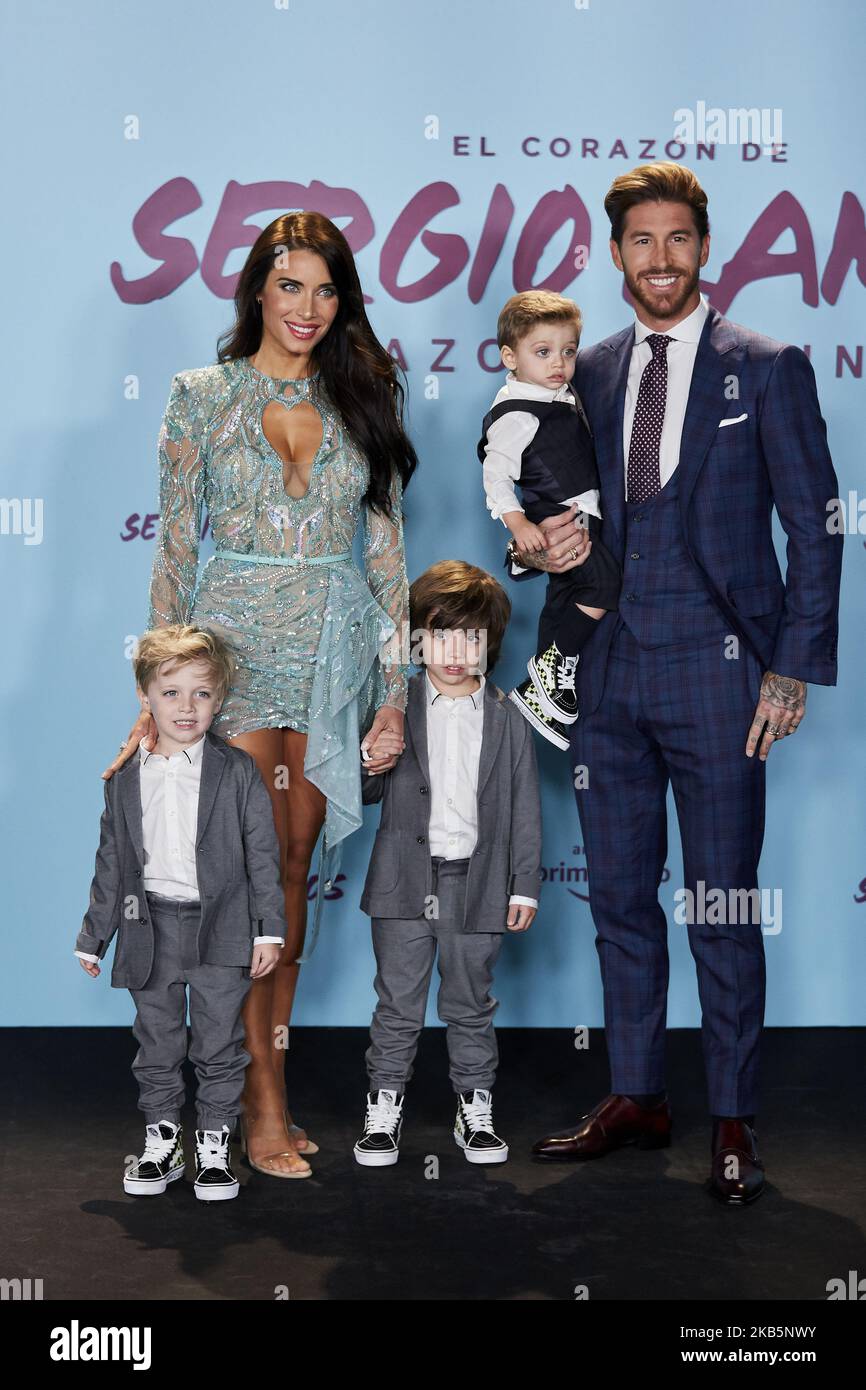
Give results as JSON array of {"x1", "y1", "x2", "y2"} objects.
[{"x1": 481, "y1": 371, "x2": 602, "y2": 526}]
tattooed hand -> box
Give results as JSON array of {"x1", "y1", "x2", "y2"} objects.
[
  {"x1": 746, "y1": 672, "x2": 807, "y2": 761},
  {"x1": 508, "y1": 505, "x2": 593, "y2": 574}
]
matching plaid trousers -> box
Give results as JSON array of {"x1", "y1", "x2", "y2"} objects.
[{"x1": 571, "y1": 620, "x2": 768, "y2": 1116}]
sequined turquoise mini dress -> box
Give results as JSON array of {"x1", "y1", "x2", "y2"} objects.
[{"x1": 146, "y1": 356, "x2": 410, "y2": 956}]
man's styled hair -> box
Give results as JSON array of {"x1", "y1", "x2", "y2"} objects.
[
  {"x1": 410, "y1": 561, "x2": 511, "y2": 673},
  {"x1": 133, "y1": 624, "x2": 236, "y2": 707},
  {"x1": 604, "y1": 162, "x2": 710, "y2": 245},
  {"x1": 497, "y1": 290, "x2": 582, "y2": 353}
]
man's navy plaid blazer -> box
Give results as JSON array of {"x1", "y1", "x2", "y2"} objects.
[{"x1": 509, "y1": 305, "x2": 843, "y2": 713}]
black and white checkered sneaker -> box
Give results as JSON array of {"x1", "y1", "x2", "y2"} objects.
[
  {"x1": 528, "y1": 642, "x2": 580, "y2": 723},
  {"x1": 123, "y1": 1120, "x2": 185, "y2": 1195},
  {"x1": 193, "y1": 1125, "x2": 239, "y2": 1201},
  {"x1": 508, "y1": 678, "x2": 571, "y2": 750},
  {"x1": 454, "y1": 1089, "x2": 509, "y2": 1164},
  {"x1": 354, "y1": 1089, "x2": 404, "y2": 1167}
]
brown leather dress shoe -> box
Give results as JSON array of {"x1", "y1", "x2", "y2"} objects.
[
  {"x1": 531, "y1": 1093, "x2": 672, "y2": 1162},
  {"x1": 709, "y1": 1119, "x2": 765, "y2": 1204}
]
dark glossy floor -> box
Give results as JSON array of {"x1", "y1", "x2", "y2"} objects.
[{"x1": 4, "y1": 1027, "x2": 864, "y2": 1301}]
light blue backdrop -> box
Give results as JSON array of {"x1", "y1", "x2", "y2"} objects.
[{"x1": 2, "y1": 0, "x2": 864, "y2": 1027}]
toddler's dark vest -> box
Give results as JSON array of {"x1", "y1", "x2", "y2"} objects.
[
  {"x1": 619, "y1": 467, "x2": 728, "y2": 647},
  {"x1": 477, "y1": 398, "x2": 599, "y2": 526}
]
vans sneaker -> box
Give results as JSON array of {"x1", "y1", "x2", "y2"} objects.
[
  {"x1": 123, "y1": 1120, "x2": 185, "y2": 1195},
  {"x1": 454, "y1": 1089, "x2": 508, "y2": 1164},
  {"x1": 353, "y1": 1089, "x2": 404, "y2": 1167},
  {"x1": 193, "y1": 1125, "x2": 239, "y2": 1201}
]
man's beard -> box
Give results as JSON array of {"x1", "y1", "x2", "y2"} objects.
[{"x1": 624, "y1": 264, "x2": 700, "y2": 323}]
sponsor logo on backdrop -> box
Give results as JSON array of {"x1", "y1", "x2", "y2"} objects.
[{"x1": 546, "y1": 845, "x2": 670, "y2": 904}]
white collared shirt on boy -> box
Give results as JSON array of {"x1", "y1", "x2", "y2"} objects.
[
  {"x1": 482, "y1": 369, "x2": 602, "y2": 528},
  {"x1": 75, "y1": 733, "x2": 283, "y2": 962},
  {"x1": 424, "y1": 669, "x2": 537, "y2": 912}
]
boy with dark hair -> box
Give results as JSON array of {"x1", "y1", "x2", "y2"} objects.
[{"x1": 353, "y1": 561, "x2": 542, "y2": 1166}]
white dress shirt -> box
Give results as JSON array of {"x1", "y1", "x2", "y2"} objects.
[
  {"x1": 482, "y1": 371, "x2": 601, "y2": 527},
  {"x1": 623, "y1": 294, "x2": 709, "y2": 494},
  {"x1": 509, "y1": 296, "x2": 709, "y2": 575},
  {"x1": 424, "y1": 670, "x2": 537, "y2": 911},
  {"x1": 75, "y1": 733, "x2": 282, "y2": 962}
]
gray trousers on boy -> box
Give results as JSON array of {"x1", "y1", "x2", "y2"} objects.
[
  {"x1": 365, "y1": 856, "x2": 504, "y2": 1094},
  {"x1": 129, "y1": 892, "x2": 252, "y2": 1132}
]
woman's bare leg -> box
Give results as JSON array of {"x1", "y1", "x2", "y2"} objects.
[
  {"x1": 266, "y1": 728, "x2": 327, "y2": 1141},
  {"x1": 227, "y1": 727, "x2": 315, "y2": 1174}
]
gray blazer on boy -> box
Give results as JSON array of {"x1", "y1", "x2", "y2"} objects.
[
  {"x1": 360, "y1": 671, "x2": 542, "y2": 931},
  {"x1": 75, "y1": 730, "x2": 287, "y2": 988}
]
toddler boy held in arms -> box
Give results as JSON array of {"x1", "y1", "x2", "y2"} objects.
[{"x1": 478, "y1": 290, "x2": 622, "y2": 749}]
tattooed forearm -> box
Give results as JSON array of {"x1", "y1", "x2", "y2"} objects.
[{"x1": 760, "y1": 672, "x2": 807, "y2": 710}]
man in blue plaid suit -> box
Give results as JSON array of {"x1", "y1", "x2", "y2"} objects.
[{"x1": 508, "y1": 164, "x2": 843, "y2": 1204}]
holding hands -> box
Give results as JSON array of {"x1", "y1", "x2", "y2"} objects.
[{"x1": 361, "y1": 705, "x2": 405, "y2": 775}]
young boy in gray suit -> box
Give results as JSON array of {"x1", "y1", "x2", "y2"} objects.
[
  {"x1": 354, "y1": 561, "x2": 542, "y2": 1166},
  {"x1": 75, "y1": 625, "x2": 292, "y2": 1201}
]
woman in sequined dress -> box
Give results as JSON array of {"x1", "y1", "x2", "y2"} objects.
[{"x1": 104, "y1": 213, "x2": 417, "y2": 1176}]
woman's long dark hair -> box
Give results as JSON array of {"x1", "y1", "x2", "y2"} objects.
[{"x1": 217, "y1": 212, "x2": 417, "y2": 518}]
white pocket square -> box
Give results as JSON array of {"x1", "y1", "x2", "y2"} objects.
[{"x1": 718, "y1": 413, "x2": 748, "y2": 428}]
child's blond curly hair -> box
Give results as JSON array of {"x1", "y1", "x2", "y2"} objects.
[{"x1": 133, "y1": 624, "x2": 236, "y2": 707}]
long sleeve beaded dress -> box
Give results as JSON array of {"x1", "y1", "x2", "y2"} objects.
[{"x1": 146, "y1": 355, "x2": 410, "y2": 956}]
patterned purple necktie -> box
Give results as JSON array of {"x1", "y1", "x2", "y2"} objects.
[{"x1": 626, "y1": 333, "x2": 669, "y2": 504}]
